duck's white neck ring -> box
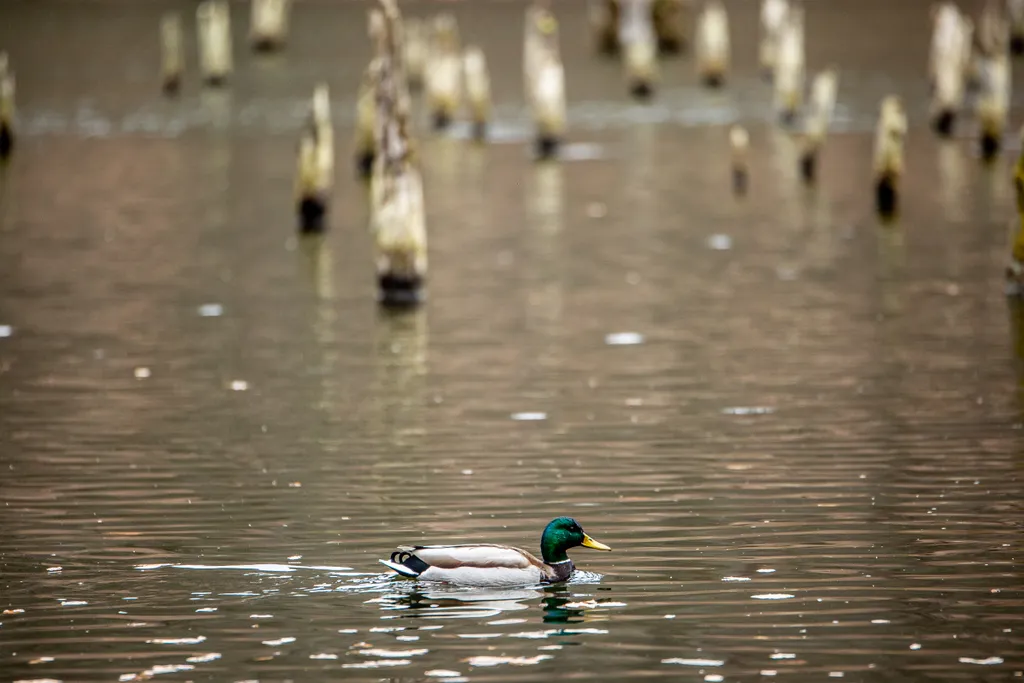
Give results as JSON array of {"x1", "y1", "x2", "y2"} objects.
[{"x1": 548, "y1": 559, "x2": 572, "y2": 564}]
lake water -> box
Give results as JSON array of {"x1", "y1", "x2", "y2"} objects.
[{"x1": 1, "y1": 0, "x2": 1022, "y2": 681}]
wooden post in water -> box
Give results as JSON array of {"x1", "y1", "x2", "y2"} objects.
[
  {"x1": 250, "y1": 0, "x2": 291, "y2": 52},
  {"x1": 1009, "y1": 0, "x2": 1024, "y2": 53},
  {"x1": 372, "y1": 0, "x2": 427, "y2": 308},
  {"x1": 295, "y1": 85, "x2": 334, "y2": 234},
  {"x1": 426, "y1": 14, "x2": 461, "y2": 130},
  {"x1": 525, "y1": 2, "x2": 566, "y2": 160},
  {"x1": 463, "y1": 46, "x2": 491, "y2": 141},
  {"x1": 759, "y1": 0, "x2": 788, "y2": 79},
  {"x1": 873, "y1": 96, "x2": 906, "y2": 221},
  {"x1": 799, "y1": 68, "x2": 838, "y2": 183},
  {"x1": 197, "y1": 1, "x2": 233, "y2": 87},
  {"x1": 929, "y1": 4, "x2": 970, "y2": 137},
  {"x1": 620, "y1": 0, "x2": 658, "y2": 100},
  {"x1": 160, "y1": 13, "x2": 184, "y2": 95},
  {"x1": 773, "y1": 3, "x2": 803, "y2": 125},
  {"x1": 977, "y1": 52, "x2": 1010, "y2": 162},
  {"x1": 653, "y1": 0, "x2": 688, "y2": 54},
  {"x1": 695, "y1": 0, "x2": 729, "y2": 87},
  {"x1": 0, "y1": 53, "x2": 14, "y2": 160},
  {"x1": 1007, "y1": 127, "x2": 1024, "y2": 295},
  {"x1": 404, "y1": 17, "x2": 427, "y2": 92},
  {"x1": 729, "y1": 126, "x2": 748, "y2": 197}
]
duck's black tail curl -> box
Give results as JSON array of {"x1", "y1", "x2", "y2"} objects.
[{"x1": 386, "y1": 550, "x2": 430, "y2": 576}]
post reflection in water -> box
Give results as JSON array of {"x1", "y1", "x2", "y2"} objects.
[
  {"x1": 370, "y1": 308, "x2": 428, "y2": 446},
  {"x1": 875, "y1": 221, "x2": 906, "y2": 316}
]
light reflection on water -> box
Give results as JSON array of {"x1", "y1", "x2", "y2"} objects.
[{"x1": 1, "y1": 0, "x2": 1024, "y2": 681}]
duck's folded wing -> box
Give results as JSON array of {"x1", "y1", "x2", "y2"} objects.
[{"x1": 405, "y1": 544, "x2": 540, "y2": 569}]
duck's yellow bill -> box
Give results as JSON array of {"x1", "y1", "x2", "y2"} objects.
[{"x1": 582, "y1": 534, "x2": 612, "y2": 551}]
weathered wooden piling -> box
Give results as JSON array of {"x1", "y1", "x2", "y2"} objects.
[
  {"x1": 295, "y1": 85, "x2": 334, "y2": 234},
  {"x1": 929, "y1": 3, "x2": 971, "y2": 136},
  {"x1": 426, "y1": 14, "x2": 461, "y2": 130},
  {"x1": 372, "y1": 0, "x2": 428, "y2": 309},
  {"x1": 197, "y1": 0, "x2": 233, "y2": 87},
  {"x1": 250, "y1": 0, "x2": 291, "y2": 52},
  {"x1": 873, "y1": 96, "x2": 906, "y2": 220},
  {"x1": 695, "y1": 0, "x2": 729, "y2": 87},
  {"x1": 160, "y1": 13, "x2": 184, "y2": 94},
  {"x1": 525, "y1": 3, "x2": 566, "y2": 160},
  {"x1": 0, "y1": 53, "x2": 14, "y2": 160},
  {"x1": 759, "y1": 0, "x2": 788, "y2": 79},
  {"x1": 653, "y1": 0, "x2": 689, "y2": 54},
  {"x1": 977, "y1": 51, "x2": 1010, "y2": 161},
  {"x1": 620, "y1": 0, "x2": 658, "y2": 99},
  {"x1": 354, "y1": 61, "x2": 378, "y2": 180},
  {"x1": 463, "y1": 46, "x2": 492, "y2": 141},
  {"x1": 773, "y1": 4, "x2": 804, "y2": 124},
  {"x1": 729, "y1": 125, "x2": 749, "y2": 197},
  {"x1": 1006, "y1": 128, "x2": 1024, "y2": 295},
  {"x1": 799, "y1": 68, "x2": 838, "y2": 183},
  {"x1": 404, "y1": 17, "x2": 428, "y2": 92}
]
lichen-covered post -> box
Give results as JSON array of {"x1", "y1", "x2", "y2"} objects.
[
  {"x1": 873, "y1": 96, "x2": 906, "y2": 220},
  {"x1": 620, "y1": 0, "x2": 658, "y2": 100},
  {"x1": 0, "y1": 53, "x2": 14, "y2": 160},
  {"x1": 463, "y1": 46, "x2": 492, "y2": 141},
  {"x1": 197, "y1": 1, "x2": 233, "y2": 87},
  {"x1": 426, "y1": 15, "x2": 461, "y2": 130},
  {"x1": 160, "y1": 13, "x2": 183, "y2": 95},
  {"x1": 1006, "y1": 129, "x2": 1024, "y2": 295},
  {"x1": 695, "y1": 1, "x2": 729, "y2": 88},
  {"x1": 295, "y1": 85, "x2": 334, "y2": 234},
  {"x1": 525, "y1": 2, "x2": 566, "y2": 160},
  {"x1": 799, "y1": 68, "x2": 838, "y2": 183},
  {"x1": 250, "y1": 0, "x2": 291, "y2": 52},
  {"x1": 372, "y1": 0, "x2": 428, "y2": 308},
  {"x1": 729, "y1": 126, "x2": 748, "y2": 197},
  {"x1": 773, "y1": 4, "x2": 803, "y2": 124}
]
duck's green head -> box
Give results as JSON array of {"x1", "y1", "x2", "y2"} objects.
[{"x1": 540, "y1": 517, "x2": 611, "y2": 564}]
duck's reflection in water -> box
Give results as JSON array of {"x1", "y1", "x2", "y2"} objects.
[
  {"x1": 540, "y1": 584, "x2": 586, "y2": 624},
  {"x1": 371, "y1": 585, "x2": 542, "y2": 620},
  {"x1": 363, "y1": 575, "x2": 613, "y2": 627}
]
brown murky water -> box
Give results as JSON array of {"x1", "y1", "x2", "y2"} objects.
[{"x1": 1, "y1": 0, "x2": 1023, "y2": 681}]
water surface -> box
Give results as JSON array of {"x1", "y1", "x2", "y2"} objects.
[{"x1": 1, "y1": 1, "x2": 1022, "y2": 681}]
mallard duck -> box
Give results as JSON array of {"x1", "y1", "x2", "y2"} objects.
[
  {"x1": 160, "y1": 13, "x2": 183, "y2": 95},
  {"x1": 773, "y1": 3, "x2": 803, "y2": 125},
  {"x1": 380, "y1": 517, "x2": 612, "y2": 587},
  {"x1": 695, "y1": 0, "x2": 729, "y2": 88},
  {"x1": 197, "y1": 0, "x2": 232, "y2": 87},
  {"x1": 799, "y1": 67, "x2": 838, "y2": 183},
  {"x1": 250, "y1": 0, "x2": 291, "y2": 52},
  {"x1": 874, "y1": 95, "x2": 906, "y2": 219},
  {"x1": 0, "y1": 54, "x2": 13, "y2": 160}
]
